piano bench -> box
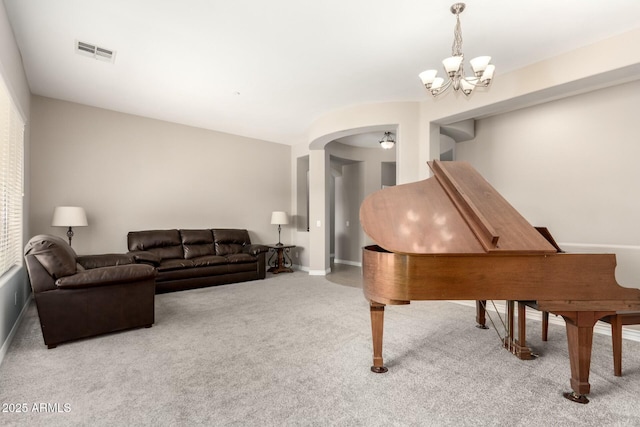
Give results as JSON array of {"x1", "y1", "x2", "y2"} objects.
[
  {"x1": 601, "y1": 312, "x2": 640, "y2": 377},
  {"x1": 522, "y1": 304, "x2": 640, "y2": 377}
]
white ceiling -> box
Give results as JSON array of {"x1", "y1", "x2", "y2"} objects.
[
  {"x1": 335, "y1": 131, "x2": 394, "y2": 149},
  {"x1": 4, "y1": 0, "x2": 640, "y2": 146}
]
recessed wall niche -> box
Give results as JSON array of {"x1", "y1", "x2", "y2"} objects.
[{"x1": 296, "y1": 155, "x2": 310, "y2": 232}]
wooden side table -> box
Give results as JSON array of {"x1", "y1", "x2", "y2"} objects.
[{"x1": 267, "y1": 244, "x2": 295, "y2": 273}]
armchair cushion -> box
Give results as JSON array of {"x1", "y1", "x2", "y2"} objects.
[
  {"x1": 77, "y1": 254, "x2": 135, "y2": 269},
  {"x1": 56, "y1": 264, "x2": 156, "y2": 289},
  {"x1": 27, "y1": 235, "x2": 78, "y2": 279}
]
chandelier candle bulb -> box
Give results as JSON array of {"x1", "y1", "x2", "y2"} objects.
[
  {"x1": 418, "y1": 69, "x2": 438, "y2": 87},
  {"x1": 459, "y1": 78, "x2": 477, "y2": 95},
  {"x1": 480, "y1": 64, "x2": 495, "y2": 82},
  {"x1": 432, "y1": 78, "x2": 444, "y2": 89},
  {"x1": 470, "y1": 56, "x2": 491, "y2": 74},
  {"x1": 443, "y1": 56, "x2": 463, "y2": 75}
]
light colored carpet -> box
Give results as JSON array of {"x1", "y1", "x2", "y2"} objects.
[{"x1": 1, "y1": 272, "x2": 640, "y2": 426}]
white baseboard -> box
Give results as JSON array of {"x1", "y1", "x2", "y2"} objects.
[
  {"x1": 308, "y1": 269, "x2": 331, "y2": 276},
  {"x1": 295, "y1": 260, "x2": 362, "y2": 273},
  {"x1": 0, "y1": 298, "x2": 32, "y2": 368},
  {"x1": 453, "y1": 300, "x2": 640, "y2": 343},
  {"x1": 334, "y1": 259, "x2": 362, "y2": 267}
]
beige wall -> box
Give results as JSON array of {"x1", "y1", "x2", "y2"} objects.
[
  {"x1": 456, "y1": 79, "x2": 640, "y2": 288},
  {"x1": 328, "y1": 142, "x2": 396, "y2": 265},
  {"x1": 29, "y1": 96, "x2": 291, "y2": 255}
]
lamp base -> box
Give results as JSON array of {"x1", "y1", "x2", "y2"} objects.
[{"x1": 66, "y1": 226, "x2": 74, "y2": 246}]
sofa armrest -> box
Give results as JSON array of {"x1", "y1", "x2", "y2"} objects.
[
  {"x1": 129, "y1": 251, "x2": 162, "y2": 267},
  {"x1": 55, "y1": 264, "x2": 156, "y2": 289},
  {"x1": 244, "y1": 244, "x2": 269, "y2": 256},
  {"x1": 77, "y1": 254, "x2": 135, "y2": 269}
]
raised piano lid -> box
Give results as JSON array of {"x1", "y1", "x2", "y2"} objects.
[{"x1": 359, "y1": 160, "x2": 556, "y2": 255}]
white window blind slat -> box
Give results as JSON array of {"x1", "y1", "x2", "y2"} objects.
[{"x1": 0, "y1": 79, "x2": 25, "y2": 277}]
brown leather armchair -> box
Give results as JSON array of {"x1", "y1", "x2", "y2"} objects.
[{"x1": 24, "y1": 234, "x2": 157, "y2": 348}]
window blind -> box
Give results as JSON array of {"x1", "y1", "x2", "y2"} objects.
[{"x1": 0, "y1": 80, "x2": 25, "y2": 277}]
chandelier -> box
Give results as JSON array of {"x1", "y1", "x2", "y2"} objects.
[
  {"x1": 419, "y1": 3, "x2": 495, "y2": 97},
  {"x1": 379, "y1": 132, "x2": 395, "y2": 149}
]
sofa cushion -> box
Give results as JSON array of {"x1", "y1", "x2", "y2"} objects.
[
  {"x1": 130, "y1": 251, "x2": 162, "y2": 266},
  {"x1": 128, "y1": 230, "x2": 183, "y2": 260},
  {"x1": 180, "y1": 229, "x2": 215, "y2": 259},
  {"x1": 25, "y1": 234, "x2": 78, "y2": 279},
  {"x1": 156, "y1": 264, "x2": 230, "y2": 282},
  {"x1": 228, "y1": 262, "x2": 258, "y2": 274},
  {"x1": 225, "y1": 253, "x2": 257, "y2": 264},
  {"x1": 191, "y1": 255, "x2": 228, "y2": 267},
  {"x1": 157, "y1": 258, "x2": 195, "y2": 272},
  {"x1": 213, "y1": 229, "x2": 251, "y2": 256}
]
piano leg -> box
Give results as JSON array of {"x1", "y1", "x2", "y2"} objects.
[
  {"x1": 557, "y1": 310, "x2": 615, "y2": 404},
  {"x1": 515, "y1": 302, "x2": 533, "y2": 359},
  {"x1": 504, "y1": 300, "x2": 515, "y2": 353},
  {"x1": 609, "y1": 314, "x2": 623, "y2": 377},
  {"x1": 502, "y1": 301, "x2": 534, "y2": 359},
  {"x1": 475, "y1": 300, "x2": 489, "y2": 329},
  {"x1": 370, "y1": 302, "x2": 388, "y2": 373}
]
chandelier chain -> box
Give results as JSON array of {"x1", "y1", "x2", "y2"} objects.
[{"x1": 452, "y1": 14, "x2": 463, "y2": 57}]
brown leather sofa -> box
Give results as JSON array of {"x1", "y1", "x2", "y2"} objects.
[
  {"x1": 24, "y1": 234, "x2": 156, "y2": 349},
  {"x1": 127, "y1": 228, "x2": 268, "y2": 293}
]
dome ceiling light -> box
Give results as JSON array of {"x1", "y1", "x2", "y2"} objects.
[{"x1": 379, "y1": 132, "x2": 395, "y2": 149}]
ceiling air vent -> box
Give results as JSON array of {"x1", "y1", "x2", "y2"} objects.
[{"x1": 75, "y1": 40, "x2": 116, "y2": 63}]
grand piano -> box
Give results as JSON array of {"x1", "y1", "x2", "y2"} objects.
[{"x1": 360, "y1": 160, "x2": 640, "y2": 403}]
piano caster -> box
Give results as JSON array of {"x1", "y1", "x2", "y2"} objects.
[
  {"x1": 563, "y1": 391, "x2": 589, "y2": 404},
  {"x1": 371, "y1": 366, "x2": 388, "y2": 374}
]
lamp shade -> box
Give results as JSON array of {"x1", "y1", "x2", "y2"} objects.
[
  {"x1": 270, "y1": 211, "x2": 289, "y2": 225},
  {"x1": 470, "y1": 56, "x2": 491, "y2": 74},
  {"x1": 51, "y1": 206, "x2": 88, "y2": 227},
  {"x1": 480, "y1": 64, "x2": 495, "y2": 82},
  {"x1": 442, "y1": 56, "x2": 463, "y2": 74},
  {"x1": 418, "y1": 69, "x2": 438, "y2": 86}
]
